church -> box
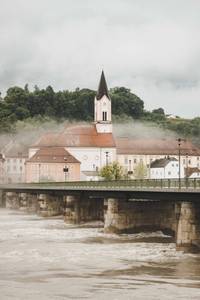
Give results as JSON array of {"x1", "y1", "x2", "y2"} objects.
[
  {"x1": 26, "y1": 71, "x2": 116, "y2": 182},
  {"x1": 25, "y1": 71, "x2": 200, "y2": 182}
]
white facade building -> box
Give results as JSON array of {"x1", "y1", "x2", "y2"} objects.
[
  {"x1": 116, "y1": 138, "x2": 200, "y2": 179},
  {"x1": 2, "y1": 142, "x2": 28, "y2": 183},
  {"x1": 150, "y1": 157, "x2": 184, "y2": 179},
  {"x1": 28, "y1": 71, "x2": 116, "y2": 181}
]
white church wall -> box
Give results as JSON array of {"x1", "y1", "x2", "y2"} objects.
[
  {"x1": 94, "y1": 95, "x2": 111, "y2": 123},
  {"x1": 66, "y1": 147, "x2": 116, "y2": 172}
]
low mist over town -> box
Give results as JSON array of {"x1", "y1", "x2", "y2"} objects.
[{"x1": 0, "y1": 1, "x2": 200, "y2": 300}]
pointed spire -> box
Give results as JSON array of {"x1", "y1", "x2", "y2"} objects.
[{"x1": 96, "y1": 70, "x2": 110, "y2": 100}]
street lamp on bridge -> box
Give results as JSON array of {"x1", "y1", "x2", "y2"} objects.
[
  {"x1": 177, "y1": 138, "x2": 186, "y2": 189},
  {"x1": 63, "y1": 166, "x2": 69, "y2": 182}
]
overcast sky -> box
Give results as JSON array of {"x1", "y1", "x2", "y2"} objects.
[{"x1": 0, "y1": 0, "x2": 199, "y2": 118}]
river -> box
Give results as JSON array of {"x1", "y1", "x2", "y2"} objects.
[{"x1": 0, "y1": 208, "x2": 200, "y2": 300}]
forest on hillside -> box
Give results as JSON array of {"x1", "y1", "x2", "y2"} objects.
[{"x1": 0, "y1": 85, "x2": 200, "y2": 141}]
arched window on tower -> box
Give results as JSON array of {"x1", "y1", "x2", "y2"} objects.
[{"x1": 102, "y1": 111, "x2": 107, "y2": 121}]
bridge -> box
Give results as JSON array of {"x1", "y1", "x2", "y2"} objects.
[{"x1": 1, "y1": 178, "x2": 200, "y2": 253}]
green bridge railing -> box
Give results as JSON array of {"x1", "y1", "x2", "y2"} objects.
[{"x1": 33, "y1": 178, "x2": 200, "y2": 190}]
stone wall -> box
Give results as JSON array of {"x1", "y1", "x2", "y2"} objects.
[
  {"x1": 38, "y1": 194, "x2": 64, "y2": 217},
  {"x1": 176, "y1": 201, "x2": 200, "y2": 252},
  {"x1": 104, "y1": 198, "x2": 176, "y2": 234},
  {"x1": 64, "y1": 195, "x2": 104, "y2": 224}
]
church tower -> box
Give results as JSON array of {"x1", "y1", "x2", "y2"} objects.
[{"x1": 94, "y1": 71, "x2": 112, "y2": 133}]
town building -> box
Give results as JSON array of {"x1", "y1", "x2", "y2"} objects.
[
  {"x1": 25, "y1": 147, "x2": 80, "y2": 182},
  {"x1": 150, "y1": 157, "x2": 184, "y2": 179},
  {"x1": 2, "y1": 142, "x2": 28, "y2": 183},
  {"x1": 185, "y1": 167, "x2": 200, "y2": 179},
  {"x1": 27, "y1": 71, "x2": 116, "y2": 181},
  {"x1": 6, "y1": 70, "x2": 197, "y2": 183},
  {"x1": 116, "y1": 138, "x2": 200, "y2": 179}
]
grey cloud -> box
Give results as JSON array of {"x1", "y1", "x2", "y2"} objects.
[{"x1": 0, "y1": 0, "x2": 200, "y2": 117}]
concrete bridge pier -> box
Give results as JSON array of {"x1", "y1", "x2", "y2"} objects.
[
  {"x1": 104, "y1": 198, "x2": 176, "y2": 234},
  {"x1": 64, "y1": 195, "x2": 80, "y2": 224},
  {"x1": 64, "y1": 195, "x2": 104, "y2": 225},
  {"x1": 5, "y1": 192, "x2": 20, "y2": 209},
  {"x1": 26, "y1": 193, "x2": 40, "y2": 214},
  {"x1": 0, "y1": 190, "x2": 5, "y2": 207},
  {"x1": 38, "y1": 194, "x2": 64, "y2": 217},
  {"x1": 176, "y1": 201, "x2": 200, "y2": 252},
  {"x1": 104, "y1": 198, "x2": 129, "y2": 233},
  {"x1": 18, "y1": 193, "x2": 29, "y2": 211}
]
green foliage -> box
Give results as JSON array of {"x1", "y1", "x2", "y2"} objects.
[
  {"x1": 111, "y1": 87, "x2": 144, "y2": 118},
  {"x1": 99, "y1": 162, "x2": 124, "y2": 181},
  {"x1": 134, "y1": 162, "x2": 148, "y2": 179},
  {"x1": 0, "y1": 83, "x2": 199, "y2": 142},
  {"x1": 152, "y1": 107, "x2": 165, "y2": 115}
]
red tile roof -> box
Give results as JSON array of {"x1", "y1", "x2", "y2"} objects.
[
  {"x1": 26, "y1": 147, "x2": 80, "y2": 164},
  {"x1": 116, "y1": 138, "x2": 200, "y2": 156},
  {"x1": 32, "y1": 125, "x2": 116, "y2": 148},
  {"x1": 186, "y1": 167, "x2": 200, "y2": 177}
]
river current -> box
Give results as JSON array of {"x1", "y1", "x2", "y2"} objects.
[{"x1": 0, "y1": 209, "x2": 200, "y2": 300}]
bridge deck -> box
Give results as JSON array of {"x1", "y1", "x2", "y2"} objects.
[{"x1": 0, "y1": 179, "x2": 200, "y2": 201}]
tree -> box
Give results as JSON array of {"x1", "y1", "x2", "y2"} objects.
[
  {"x1": 134, "y1": 162, "x2": 147, "y2": 179},
  {"x1": 152, "y1": 108, "x2": 165, "y2": 115},
  {"x1": 110, "y1": 87, "x2": 144, "y2": 118},
  {"x1": 99, "y1": 162, "x2": 124, "y2": 180}
]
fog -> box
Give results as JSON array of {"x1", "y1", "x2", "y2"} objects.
[{"x1": 0, "y1": 119, "x2": 179, "y2": 155}]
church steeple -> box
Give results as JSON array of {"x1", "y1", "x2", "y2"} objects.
[
  {"x1": 94, "y1": 71, "x2": 112, "y2": 133},
  {"x1": 96, "y1": 71, "x2": 110, "y2": 100}
]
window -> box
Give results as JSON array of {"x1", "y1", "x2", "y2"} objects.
[
  {"x1": 134, "y1": 159, "x2": 137, "y2": 164},
  {"x1": 102, "y1": 111, "x2": 107, "y2": 121},
  {"x1": 168, "y1": 171, "x2": 171, "y2": 175},
  {"x1": 197, "y1": 157, "x2": 199, "y2": 161},
  {"x1": 124, "y1": 157, "x2": 128, "y2": 164},
  {"x1": 189, "y1": 160, "x2": 191, "y2": 164},
  {"x1": 20, "y1": 166, "x2": 23, "y2": 171},
  {"x1": 172, "y1": 164, "x2": 174, "y2": 167},
  {"x1": 183, "y1": 159, "x2": 186, "y2": 164}
]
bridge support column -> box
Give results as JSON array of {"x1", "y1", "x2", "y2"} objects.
[
  {"x1": 18, "y1": 193, "x2": 28, "y2": 211},
  {"x1": 104, "y1": 198, "x2": 176, "y2": 234},
  {"x1": 176, "y1": 201, "x2": 200, "y2": 252},
  {"x1": 64, "y1": 196, "x2": 80, "y2": 224},
  {"x1": 0, "y1": 190, "x2": 5, "y2": 207},
  {"x1": 64, "y1": 195, "x2": 104, "y2": 225},
  {"x1": 38, "y1": 194, "x2": 64, "y2": 217},
  {"x1": 5, "y1": 192, "x2": 20, "y2": 209},
  {"x1": 104, "y1": 198, "x2": 128, "y2": 233},
  {"x1": 26, "y1": 193, "x2": 39, "y2": 213}
]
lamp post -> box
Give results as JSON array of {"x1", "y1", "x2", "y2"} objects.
[
  {"x1": 105, "y1": 151, "x2": 109, "y2": 166},
  {"x1": 38, "y1": 163, "x2": 41, "y2": 183},
  {"x1": 177, "y1": 138, "x2": 185, "y2": 189},
  {"x1": 186, "y1": 152, "x2": 188, "y2": 188},
  {"x1": 177, "y1": 138, "x2": 181, "y2": 189},
  {"x1": 63, "y1": 166, "x2": 69, "y2": 182}
]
